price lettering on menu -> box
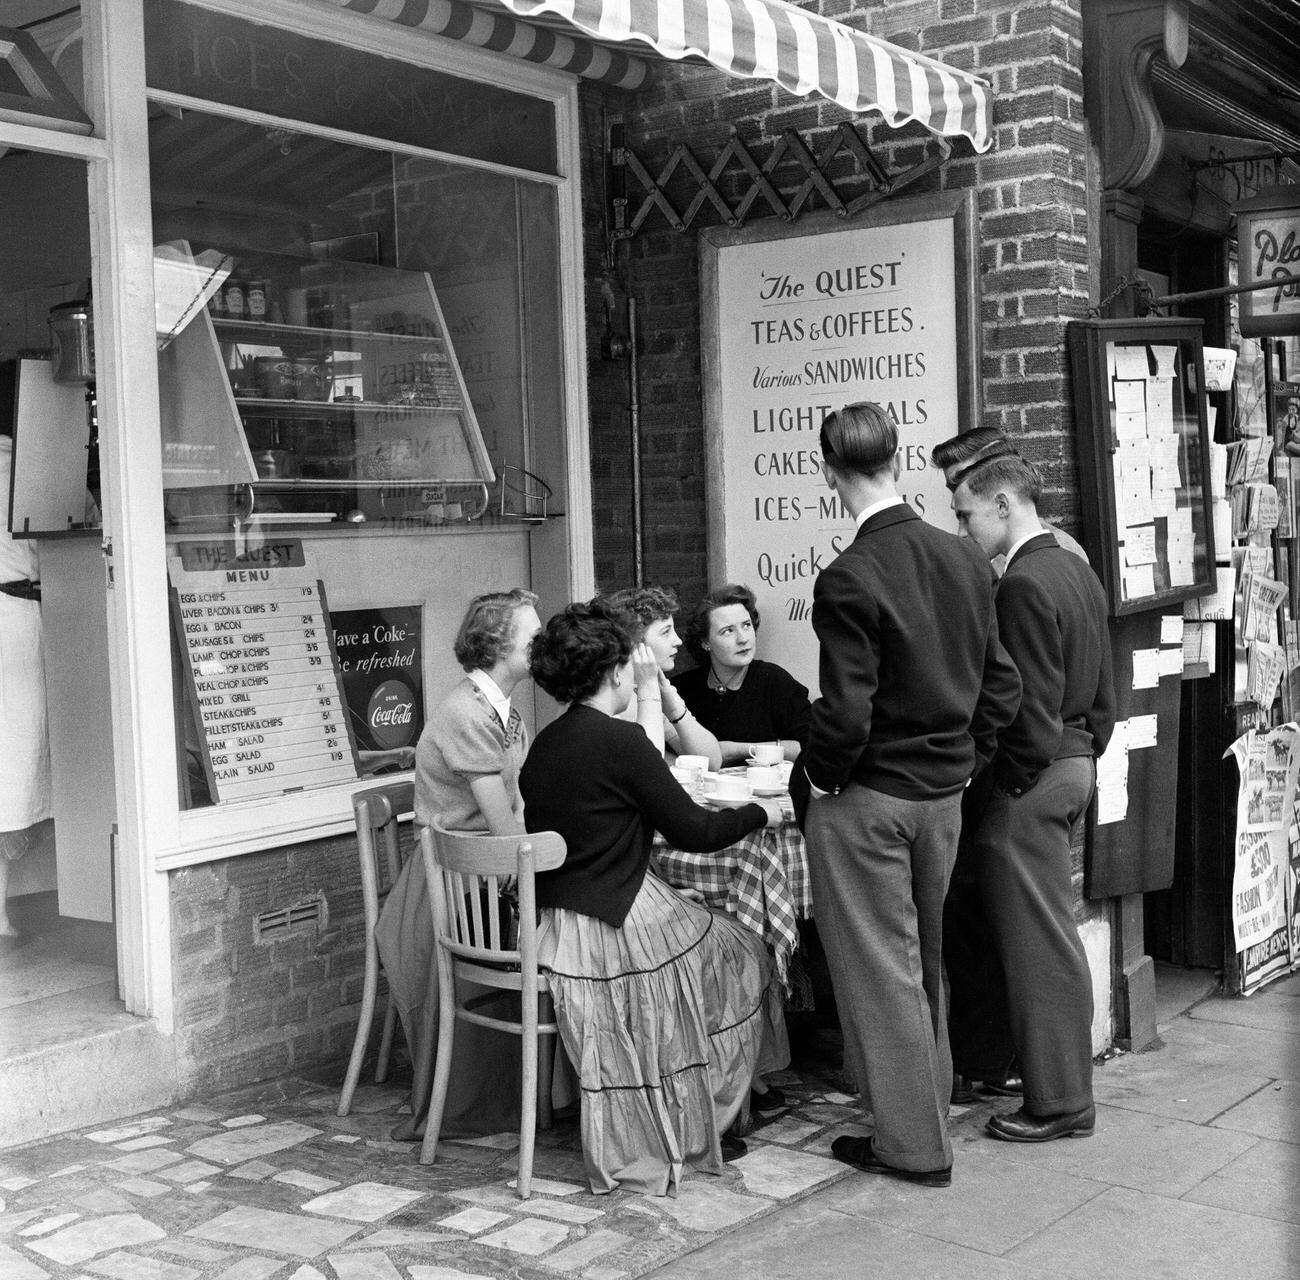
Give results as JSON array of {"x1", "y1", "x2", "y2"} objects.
[{"x1": 170, "y1": 541, "x2": 359, "y2": 802}]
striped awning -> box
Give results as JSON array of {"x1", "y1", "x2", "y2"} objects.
[{"x1": 333, "y1": 0, "x2": 995, "y2": 152}]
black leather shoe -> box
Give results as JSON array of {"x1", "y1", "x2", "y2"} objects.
[
  {"x1": 950, "y1": 1074, "x2": 976, "y2": 1105},
  {"x1": 986, "y1": 1104, "x2": 1095, "y2": 1143},
  {"x1": 721, "y1": 1133, "x2": 748, "y2": 1162},
  {"x1": 979, "y1": 1073, "x2": 1024, "y2": 1097},
  {"x1": 750, "y1": 1083, "x2": 787, "y2": 1114},
  {"x1": 830, "y1": 1136, "x2": 951, "y2": 1188}
]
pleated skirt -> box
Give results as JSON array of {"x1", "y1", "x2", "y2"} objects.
[{"x1": 537, "y1": 871, "x2": 771, "y2": 1196}]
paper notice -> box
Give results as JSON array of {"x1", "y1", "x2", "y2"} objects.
[
  {"x1": 1150, "y1": 347, "x2": 1178, "y2": 379},
  {"x1": 1182, "y1": 619, "x2": 1216, "y2": 675},
  {"x1": 1113, "y1": 346, "x2": 1151, "y2": 380},
  {"x1": 1152, "y1": 487, "x2": 1178, "y2": 517},
  {"x1": 1113, "y1": 379, "x2": 1146, "y2": 414},
  {"x1": 1146, "y1": 376, "x2": 1175, "y2": 431},
  {"x1": 1132, "y1": 648, "x2": 1161, "y2": 689},
  {"x1": 1124, "y1": 564, "x2": 1156, "y2": 599},
  {"x1": 1159, "y1": 646, "x2": 1185, "y2": 677},
  {"x1": 1116, "y1": 411, "x2": 1148, "y2": 442},
  {"x1": 1213, "y1": 498, "x2": 1232, "y2": 562},
  {"x1": 1095, "y1": 720, "x2": 1130, "y2": 825},
  {"x1": 1124, "y1": 525, "x2": 1157, "y2": 565},
  {"x1": 1161, "y1": 614, "x2": 1185, "y2": 645},
  {"x1": 1128, "y1": 714, "x2": 1158, "y2": 749},
  {"x1": 1184, "y1": 566, "x2": 1234, "y2": 621},
  {"x1": 1210, "y1": 442, "x2": 1228, "y2": 498},
  {"x1": 1168, "y1": 556, "x2": 1195, "y2": 587}
]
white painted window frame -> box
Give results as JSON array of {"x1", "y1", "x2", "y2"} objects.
[{"x1": 4, "y1": 0, "x2": 593, "y2": 1025}]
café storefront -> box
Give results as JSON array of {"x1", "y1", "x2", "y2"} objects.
[{"x1": 3, "y1": 0, "x2": 997, "y2": 1138}]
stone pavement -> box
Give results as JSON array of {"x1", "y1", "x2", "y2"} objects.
[{"x1": 0, "y1": 968, "x2": 1295, "y2": 1279}]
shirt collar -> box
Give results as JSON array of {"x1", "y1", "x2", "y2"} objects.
[
  {"x1": 854, "y1": 494, "x2": 906, "y2": 531},
  {"x1": 467, "y1": 669, "x2": 511, "y2": 728},
  {"x1": 1004, "y1": 529, "x2": 1044, "y2": 568}
]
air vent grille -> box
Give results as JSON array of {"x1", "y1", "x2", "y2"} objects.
[{"x1": 254, "y1": 894, "x2": 326, "y2": 944}]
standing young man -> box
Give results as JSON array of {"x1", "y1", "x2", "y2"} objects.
[
  {"x1": 951, "y1": 454, "x2": 1115, "y2": 1142},
  {"x1": 793, "y1": 402, "x2": 1020, "y2": 1186}
]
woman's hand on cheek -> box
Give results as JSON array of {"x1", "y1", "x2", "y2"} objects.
[{"x1": 632, "y1": 643, "x2": 660, "y2": 697}]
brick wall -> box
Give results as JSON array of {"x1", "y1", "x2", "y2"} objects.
[
  {"x1": 582, "y1": 0, "x2": 1089, "y2": 597},
  {"x1": 168, "y1": 831, "x2": 381, "y2": 1094}
]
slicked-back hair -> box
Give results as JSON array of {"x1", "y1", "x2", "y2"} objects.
[
  {"x1": 685, "y1": 583, "x2": 760, "y2": 655},
  {"x1": 602, "y1": 585, "x2": 679, "y2": 642},
  {"x1": 453, "y1": 588, "x2": 539, "y2": 673},
  {"x1": 930, "y1": 427, "x2": 1013, "y2": 471},
  {"x1": 957, "y1": 453, "x2": 1043, "y2": 507},
  {"x1": 529, "y1": 598, "x2": 633, "y2": 705},
  {"x1": 819, "y1": 402, "x2": 897, "y2": 478}
]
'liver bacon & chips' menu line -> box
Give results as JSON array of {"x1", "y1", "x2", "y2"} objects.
[{"x1": 169, "y1": 539, "x2": 359, "y2": 802}]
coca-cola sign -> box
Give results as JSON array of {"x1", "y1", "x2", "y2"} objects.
[
  {"x1": 331, "y1": 605, "x2": 425, "y2": 752},
  {"x1": 367, "y1": 680, "x2": 417, "y2": 749}
]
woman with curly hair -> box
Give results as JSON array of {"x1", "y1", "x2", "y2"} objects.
[
  {"x1": 520, "y1": 599, "x2": 782, "y2": 1195},
  {"x1": 673, "y1": 582, "x2": 811, "y2": 766},
  {"x1": 604, "y1": 584, "x2": 722, "y2": 769}
]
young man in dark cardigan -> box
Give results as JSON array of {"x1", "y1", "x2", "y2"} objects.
[
  {"x1": 952, "y1": 453, "x2": 1116, "y2": 1142},
  {"x1": 791, "y1": 402, "x2": 1021, "y2": 1186}
]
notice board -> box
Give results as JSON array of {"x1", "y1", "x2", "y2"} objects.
[
  {"x1": 170, "y1": 538, "x2": 359, "y2": 802},
  {"x1": 699, "y1": 194, "x2": 979, "y2": 695}
]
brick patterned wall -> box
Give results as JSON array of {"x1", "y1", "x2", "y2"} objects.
[
  {"x1": 169, "y1": 832, "x2": 376, "y2": 1094},
  {"x1": 582, "y1": 0, "x2": 1089, "y2": 599}
]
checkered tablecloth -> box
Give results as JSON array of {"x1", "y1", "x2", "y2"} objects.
[{"x1": 651, "y1": 812, "x2": 811, "y2": 987}]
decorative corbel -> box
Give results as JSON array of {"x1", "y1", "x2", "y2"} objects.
[{"x1": 1084, "y1": 0, "x2": 1189, "y2": 191}]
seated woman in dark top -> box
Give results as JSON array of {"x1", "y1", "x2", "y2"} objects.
[
  {"x1": 519, "y1": 599, "x2": 783, "y2": 1196},
  {"x1": 672, "y1": 583, "x2": 812, "y2": 766}
]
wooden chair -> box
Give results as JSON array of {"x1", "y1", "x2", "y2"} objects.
[
  {"x1": 419, "y1": 817, "x2": 566, "y2": 1199},
  {"x1": 337, "y1": 780, "x2": 414, "y2": 1117}
]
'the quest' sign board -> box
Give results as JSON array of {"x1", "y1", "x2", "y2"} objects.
[{"x1": 700, "y1": 194, "x2": 979, "y2": 696}]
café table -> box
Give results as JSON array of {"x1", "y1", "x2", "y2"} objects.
[{"x1": 650, "y1": 795, "x2": 812, "y2": 991}]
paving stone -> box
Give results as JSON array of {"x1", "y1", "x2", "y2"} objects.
[
  {"x1": 820, "y1": 1142, "x2": 1107, "y2": 1254},
  {"x1": 503, "y1": 1176, "x2": 582, "y2": 1197},
  {"x1": 0, "y1": 1176, "x2": 37, "y2": 1191},
  {"x1": 0, "y1": 1209, "x2": 41, "y2": 1231},
  {"x1": 103, "y1": 1150, "x2": 185, "y2": 1175},
  {"x1": 0, "y1": 1241, "x2": 52, "y2": 1279},
  {"x1": 516, "y1": 1199, "x2": 604, "y2": 1225},
  {"x1": 285, "y1": 1268, "x2": 326, "y2": 1280},
  {"x1": 158, "y1": 1160, "x2": 223, "y2": 1184},
  {"x1": 540, "y1": 1228, "x2": 633, "y2": 1272},
  {"x1": 802, "y1": 1121, "x2": 871, "y2": 1158},
  {"x1": 83, "y1": 1251, "x2": 201, "y2": 1279},
  {"x1": 171, "y1": 1107, "x2": 224, "y2": 1123},
  {"x1": 340, "y1": 1229, "x2": 457, "y2": 1247},
  {"x1": 113, "y1": 1136, "x2": 176, "y2": 1153},
  {"x1": 227, "y1": 1161, "x2": 280, "y2": 1182},
  {"x1": 85, "y1": 1118, "x2": 173, "y2": 1145},
  {"x1": 48, "y1": 1164, "x2": 88, "y2": 1178},
  {"x1": 754, "y1": 1118, "x2": 821, "y2": 1146},
  {"x1": 222, "y1": 1116, "x2": 267, "y2": 1129},
  {"x1": 183, "y1": 1182, "x2": 213, "y2": 1194},
  {"x1": 1093, "y1": 1049, "x2": 1276, "y2": 1126},
  {"x1": 447, "y1": 1133, "x2": 519, "y2": 1151},
  {"x1": 327, "y1": 1251, "x2": 404, "y2": 1280},
  {"x1": 407, "y1": 1268, "x2": 497, "y2": 1280},
  {"x1": 653, "y1": 1179, "x2": 771, "y2": 1232},
  {"x1": 115, "y1": 1179, "x2": 170, "y2": 1198},
  {"x1": 187, "y1": 1123, "x2": 320, "y2": 1166},
  {"x1": 74, "y1": 1192, "x2": 135, "y2": 1215},
  {"x1": 211, "y1": 1259, "x2": 284, "y2": 1280},
  {"x1": 477, "y1": 1217, "x2": 570, "y2": 1255},
  {"x1": 155, "y1": 1240, "x2": 230, "y2": 1263},
  {"x1": 1007, "y1": 1184, "x2": 1300, "y2": 1280},
  {"x1": 27, "y1": 1214, "x2": 168, "y2": 1266},
  {"x1": 300, "y1": 1182, "x2": 425, "y2": 1222},
  {"x1": 330, "y1": 1135, "x2": 363, "y2": 1145},
  {"x1": 20, "y1": 1211, "x2": 82, "y2": 1235},
  {"x1": 1211, "y1": 1079, "x2": 1299, "y2": 1144},
  {"x1": 728, "y1": 1146, "x2": 844, "y2": 1199},
  {"x1": 438, "y1": 1206, "x2": 511, "y2": 1233},
  {"x1": 272, "y1": 1170, "x2": 339, "y2": 1192},
  {"x1": 1181, "y1": 1137, "x2": 1300, "y2": 1225},
  {"x1": 189, "y1": 1206, "x2": 361, "y2": 1257}
]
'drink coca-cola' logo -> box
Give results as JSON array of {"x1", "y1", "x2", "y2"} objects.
[{"x1": 367, "y1": 679, "x2": 416, "y2": 748}]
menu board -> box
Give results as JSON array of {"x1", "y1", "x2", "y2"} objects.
[
  {"x1": 170, "y1": 539, "x2": 359, "y2": 802},
  {"x1": 699, "y1": 195, "x2": 977, "y2": 695}
]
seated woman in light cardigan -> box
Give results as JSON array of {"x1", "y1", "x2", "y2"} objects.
[{"x1": 520, "y1": 599, "x2": 783, "y2": 1194}]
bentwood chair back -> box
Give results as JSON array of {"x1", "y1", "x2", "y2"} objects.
[
  {"x1": 337, "y1": 780, "x2": 414, "y2": 1117},
  {"x1": 419, "y1": 817, "x2": 566, "y2": 1199}
]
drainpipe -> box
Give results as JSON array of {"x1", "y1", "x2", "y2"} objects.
[{"x1": 628, "y1": 296, "x2": 643, "y2": 587}]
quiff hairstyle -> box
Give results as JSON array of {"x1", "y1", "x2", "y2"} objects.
[
  {"x1": 819, "y1": 402, "x2": 897, "y2": 478},
  {"x1": 956, "y1": 453, "x2": 1043, "y2": 507}
]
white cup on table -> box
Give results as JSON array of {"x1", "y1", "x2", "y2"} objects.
[
  {"x1": 675, "y1": 753, "x2": 709, "y2": 783},
  {"x1": 746, "y1": 764, "x2": 782, "y2": 792},
  {"x1": 748, "y1": 741, "x2": 783, "y2": 767},
  {"x1": 712, "y1": 774, "x2": 752, "y2": 801}
]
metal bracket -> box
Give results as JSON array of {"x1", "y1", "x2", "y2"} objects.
[{"x1": 607, "y1": 120, "x2": 949, "y2": 247}]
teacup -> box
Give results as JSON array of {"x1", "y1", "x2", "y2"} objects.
[
  {"x1": 675, "y1": 754, "x2": 709, "y2": 783},
  {"x1": 748, "y1": 741, "x2": 783, "y2": 767},
  {"x1": 746, "y1": 765, "x2": 782, "y2": 792},
  {"x1": 712, "y1": 774, "x2": 752, "y2": 801},
  {"x1": 778, "y1": 759, "x2": 795, "y2": 786}
]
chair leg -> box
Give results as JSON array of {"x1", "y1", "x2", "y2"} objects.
[
  {"x1": 537, "y1": 1015, "x2": 555, "y2": 1131},
  {"x1": 419, "y1": 952, "x2": 458, "y2": 1166},
  {"x1": 338, "y1": 935, "x2": 380, "y2": 1117},
  {"x1": 518, "y1": 1011, "x2": 539, "y2": 1199},
  {"x1": 375, "y1": 996, "x2": 398, "y2": 1084}
]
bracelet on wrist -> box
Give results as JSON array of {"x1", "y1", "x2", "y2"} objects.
[
  {"x1": 637, "y1": 693, "x2": 662, "y2": 702},
  {"x1": 667, "y1": 707, "x2": 689, "y2": 724}
]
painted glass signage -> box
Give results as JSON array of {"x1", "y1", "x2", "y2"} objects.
[{"x1": 1236, "y1": 188, "x2": 1300, "y2": 338}]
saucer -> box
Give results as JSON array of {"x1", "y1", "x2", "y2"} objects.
[
  {"x1": 704, "y1": 794, "x2": 754, "y2": 809},
  {"x1": 750, "y1": 785, "x2": 786, "y2": 797}
]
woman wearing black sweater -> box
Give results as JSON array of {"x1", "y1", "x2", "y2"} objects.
[{"x1": 520, "y1": 599, "x2": 782, "y2": 1196}]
